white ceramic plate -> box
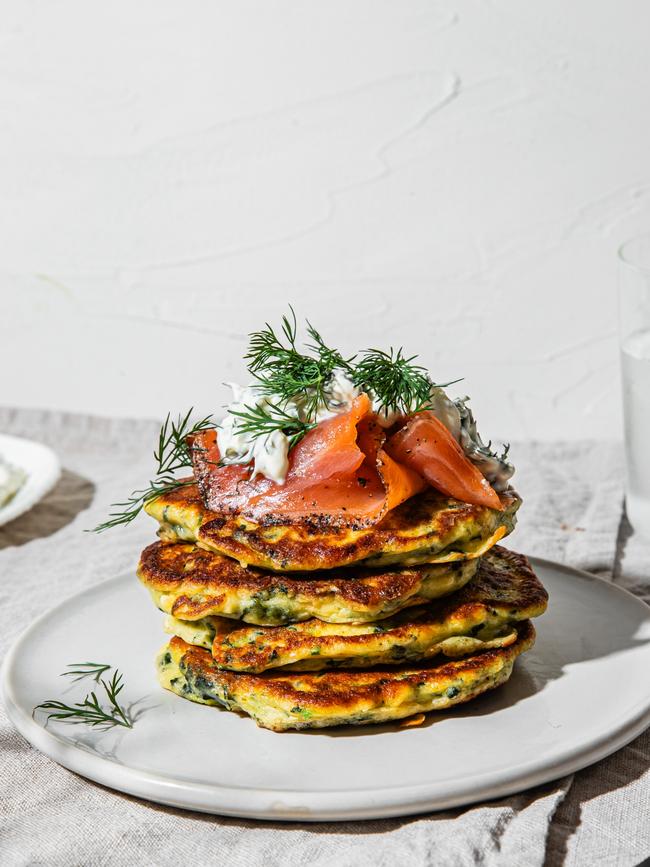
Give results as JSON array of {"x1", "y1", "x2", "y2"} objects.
[
  {"x1": 3, "y1": 558, "x2": 650, "y2": 821},
  {"x1": 0, "y1": 433, "x2": 61, "y2": 527}
]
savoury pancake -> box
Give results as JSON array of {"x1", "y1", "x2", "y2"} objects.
[
  {"x1": 165, "y1": 612, "x2": 518, "y2": 668},
  {"x1": 157, "y1": 621, "x2": 535, "y2": 731},
  {"x1": 166, "y1": 547, "x2": 547, "y2": 672},
  {"x1": 144, "y1": 483, "x2": 520, "y2": 571},
  {"x1": 138, "y1": 541, "x2": 480, "y2": 626}
]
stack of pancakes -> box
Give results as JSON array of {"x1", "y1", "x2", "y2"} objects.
[{"x1": 140, "y1": 483, "x2": 547, "y2": 731}]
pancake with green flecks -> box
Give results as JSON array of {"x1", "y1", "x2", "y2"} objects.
[
  {"x1": 144, "y1": 483, "x2": 520, "y2": 572},
  {"x1": 163, "y1": 546, "x2": 547, "y2": 673},
  {"x1": 138, "y1": 540, "x2": 481, "y2": 626},
  {"x1": 156, "y1": 621, "x2": 536, "y2": 731}
]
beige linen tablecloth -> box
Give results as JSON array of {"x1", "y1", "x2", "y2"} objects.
[{"x1": 0, "y1": 408, "x2": 648, "y2": 867}]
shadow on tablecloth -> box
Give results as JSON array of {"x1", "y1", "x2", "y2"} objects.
[{"x1": 0, "y1": 469, "x2": 95, "y2": 549}]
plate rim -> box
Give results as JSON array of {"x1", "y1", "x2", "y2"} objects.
[
  {"x1": 0, "y1": 432, "x2": 61, "y2": 527},
  {"x1": 2, "y1": 556, "x2": 650, "y2": 821}
]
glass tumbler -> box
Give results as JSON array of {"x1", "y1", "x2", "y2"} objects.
[{"x1": 619, "y1": 236, "x2": 650, "y2": 538}]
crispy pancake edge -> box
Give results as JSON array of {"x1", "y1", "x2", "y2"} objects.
[
  {"x1": 138, "y1": 540, "x2": 481, "y2": 624},
  {"x1": 156, "y1": 621, "x2": 535, "y2": 731},
  {"x1": 180, "y1": 547, "x2": 548, "y2": 672},
  {"x1": 145, "y1": 484, "x2": 520, "y2": 571}
]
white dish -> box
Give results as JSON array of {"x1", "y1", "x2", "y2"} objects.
[
  {"x1": 2, "y1": 558, "x2": 650, "y2": 821},
  {"x1": 0, "y1": 433, "x2": 61, "y2": 527}
]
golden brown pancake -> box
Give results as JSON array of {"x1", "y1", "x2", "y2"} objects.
[
  {"x1": 156, "y1": 621, "x2": 535, "y2": 731},
  {"x1": 144, "y1": 484, "x2": 520, "y2": 572},
  {"x1": 168, "y1": 547, "x2": 547, "y2": 672},
  {"x1": 138, "y1": 540, "x2": 480, "y2": 625}
]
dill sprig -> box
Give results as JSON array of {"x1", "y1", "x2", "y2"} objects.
[
  {"x1": 305, "y1": 319, "x2": 356, "y2": 383},
  {"x1": 353, "y1": 347, "x2": 431, "y2": 416},
  {"x1": 245, "y1": 307, "x2": 354, "y2": 421},
  {"x1": 35, "y1": 669, "x2": 133, "y2": 729},
  {"x1": 229, "y1": 401, "x2": 317, "y2": 451},
  {"x1": 240, "y1": 309, "x2": 462, "y2": 441},
  {"x1": 353, "y1": 347, "x2": 461, "y2": 416},
  {"x1": 61, "y1": 662, "x2": 111, "y2": 683},
  {"x1": 91, "y1": 409, "x2": 213, "y2": 532}
]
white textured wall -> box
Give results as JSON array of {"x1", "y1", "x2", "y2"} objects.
[{"x1": 2, "y1": 1, "x2": 649, "y2": 441}]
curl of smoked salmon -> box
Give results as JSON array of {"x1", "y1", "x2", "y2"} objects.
[
  {"x1": 383, "y1": 412, "x2": 502, "y2": 510},
  {"x1": 187, "y1": 396, "x2": 426, "y2": 526},
  {"x1": 188, "y1": 395, "x2": 370, "y2": 516}
]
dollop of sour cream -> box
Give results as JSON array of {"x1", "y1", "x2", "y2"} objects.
[
  {"x1": 314, "y1": 371, "x2": 360, "y2": 422},
  {"x1": 217, "y1": 384, "x2": 291, "y2": 484},
  {"x1": 217, "y1": 372, "x2": 363, "y2": 484}
]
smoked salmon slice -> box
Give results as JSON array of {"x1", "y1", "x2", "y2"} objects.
[
  {"x1": 189, "y1": 394, "x2": 426, "y2": 524},
  {"x1": 189, "y1": 396, "x2": 501, "y2": 523},
  {"x1": 250, "y1": 415, "x2": 426, "y2": 524},
  {"x1": 356, "y1": 416, "x2": 427, "y2": 515},
  {"x1": 190, "y1": 394, "x2": 371, "y2": 517},
  {"x1": 384, "y1": 412, "x2": 502, "y2": 510}
]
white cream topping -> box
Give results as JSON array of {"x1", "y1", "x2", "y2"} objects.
[
  {"x1": 217, "y1": 374, "x2": 364, "y2": 483},
  {"x1": 314, "y1": 371, "x2": 361, "y2": 421},
  {"x1": 216, "y1": 384, "x2": 290, "y2": 484}
]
